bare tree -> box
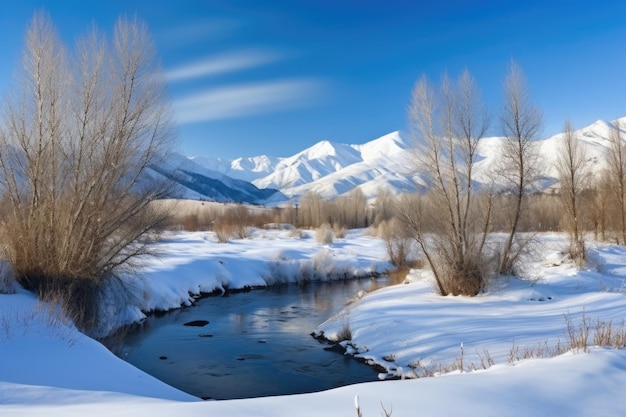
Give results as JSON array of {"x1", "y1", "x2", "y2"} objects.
[
  {"x1": 340, "y1": 187, "x2": 368, "y2": 229},
  {"x1": 556, "y1": 119, "x2": 590, "y2": 263},
  {"x1": 372, "y1": 186, "x2": 395, "y2": 226},
  {"x1": 497, "y1": 61, "x2": 542, "y2": 275},
  {"x1": 398, "y1": 69, "x2": 492, "y2": 296},
  {"x1": 299, "y1": 191, "x2": 324, "y2": 228},
  {"x1": 0, "y1": 12, "x2": 175, "y2": 329},
  {"x1": 591, "y1": 173, "x2": 610, "y2": 241},
  {"x1": 605, "y1": 119, "x2": 626, "y2": 243}
]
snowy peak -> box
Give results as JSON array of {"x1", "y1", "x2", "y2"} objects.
[
  {"x1": 578, "y1": 119, "x2": 614, "y2": 143},
  {"x1": 183, "y1": 117, "x2": 626, "y2": 203},
  {"x1": 231, "y1": 155, "x2": 276, "y2": 173},
  {"x1": 296, "y1": 139, "x2": 360, "y2": 162},
  {"x1": 190, "y1": 154, "x2": 281, "y2": 183},
  {"x1": 256, "y1": 140, "x2": 363, "y2": 190},
  {"x1": 357, "y1": 131, "x2": 408, "y2": 161}
]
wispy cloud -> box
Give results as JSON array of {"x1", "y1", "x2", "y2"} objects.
[
  {"x1": 173, "y1": 79, "x2": 327, "y2": 124},
  {"x1": 165, "y1": 50, "x2": 282, "y2": 82},
  {"x1": 158, "y1": 19, "x2": 240, "y2": 49}
]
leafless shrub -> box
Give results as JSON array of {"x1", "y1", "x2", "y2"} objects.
[
  {"x1": 594, "y1": 319, "x2": 613, "y2": 347},
  {"x1": 593, "y1": 318, "x2": 626, "y2": 348},
  {"x1": 336, "y1": 319, "x2": 352, "y2": 342},
  {"x1": 0, "y1": 13, "x2": 175, "y2": 331},
  {"x1": 505, "y1": 314, "x2": 626, "y2": 366},
  {"x1": 235, "y1": 225, "x2": 251, "y2": 239},
  {"x1": 610, "y1": 320, "x2": 626, "y2": 348},
  {"x1": 316, "y1": 223, "x2": 334, "y2": 245},
  {"x1": 214, "y1": 222, "x2": 233, "y2": 243},
  {"x1": 378, "y1": 219, "x2": 413, "y2": 268},
  {"x1": 181, "y1": 214, "x2": 199, "y2": 232},
  {"x1": 475, "y1": 348, "x2": 495, "y2": 369},
  {"x1": 565, "y1": 311, "x2": 590, "y2": 353},
  {"x1": 508, "y1": 339, "x2": 567, "y2": 364},
  {"x1": 332, "y1": 223, "x2": 347, "y2": 239},
  {"x1": 311, "y1": 249, "x2": 343, "y2": 279}
]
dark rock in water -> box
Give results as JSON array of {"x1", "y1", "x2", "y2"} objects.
[
  {"x1": 159, "y1": 356, "x2": 168, "y2": 360},
  {"x1": 184, "y1": 320, "x2": 209, "y2": 327}
]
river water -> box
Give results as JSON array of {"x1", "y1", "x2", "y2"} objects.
[{"x1": 120, "y1": 278, "x2": 391, "y2": 400}]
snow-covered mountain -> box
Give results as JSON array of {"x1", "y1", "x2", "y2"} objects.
[
  {"x1": 149, "y1": 153, "x2": 286, "y2": 204},
  {"x1": 472, "y1": 118, "x2": 622, "y2": 191},
  {"x1": 191, "y1": 132, "x2": 425, "y2": 201},
  {"x1": 185, "y1": 117, "x2": 626, "y2": 202}
]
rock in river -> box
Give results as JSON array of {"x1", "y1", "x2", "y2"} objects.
[{"x1": 184, "y1": 320, "x2": 209, "y2": 327}]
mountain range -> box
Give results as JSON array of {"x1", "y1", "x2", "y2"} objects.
[{"x1": 154, "y1": 117, "x2": 626, "y2": 204}]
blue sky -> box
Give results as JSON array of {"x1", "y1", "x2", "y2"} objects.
[{"x1": 1, "y1": 1, "x2": 625, "y2": 159}]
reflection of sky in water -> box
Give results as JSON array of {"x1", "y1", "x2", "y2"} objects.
[{"x1": 122, "y1": 278, "x2": 391, "y2": 400}]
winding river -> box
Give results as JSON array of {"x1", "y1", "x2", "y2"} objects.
[{"x1": 120, "y1": 278, "x2": 391, "y2": 400}]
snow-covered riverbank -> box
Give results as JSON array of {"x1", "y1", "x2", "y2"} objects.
[
  {"x1": 96, "y1": 228, "x2": 392, "y2": 335},
  {"x1": 316, "y1": 236, "x2": 626, "y2": 379},
  {"x1": 1, "y1": 230, "x2": 626, "y2": 416}
]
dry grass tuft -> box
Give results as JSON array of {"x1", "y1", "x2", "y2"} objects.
[{"x1": 315, "y1": 223, "x2": 334, "y2": 245}]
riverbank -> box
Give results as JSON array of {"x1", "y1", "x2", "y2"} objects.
[
  {"x1": 1, "y1": 230, "x2": 626, "y2": 416},
  {"x1": 315, "y1": 235, "x2": 626, "y2": 379},
  {"x1": 93, "y1": 228, "x2": 393, "y2": 336}
]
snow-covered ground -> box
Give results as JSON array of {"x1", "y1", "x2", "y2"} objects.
[{"x1": 1, "y1": 230, "x2": 626, "y2": 416}]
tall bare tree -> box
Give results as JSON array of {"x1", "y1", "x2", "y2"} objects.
[
  {"x1": 340, "y1": 187, "x2": 368, "y2": 229},
  {"x1": 556, "y1": 119, "x2": 590, "y2": 264},
  {"x1": 398, "y1": 69, "x2": 492, "y2": 296},
  {"x1": 497, "y1": 61, "x2": 542, "y2": 275},
  {"x1": 373, "y1": 186, "x2": 395, "y2": 226},
  {"x1": 0, "y1": 12, "x2": 175, "y2": 329},
  {"x1": 605, "y1": 119, "x2": 626, "y2": 243}
]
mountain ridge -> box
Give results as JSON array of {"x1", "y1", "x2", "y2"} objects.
[{"x1": 188, "y1": 117, "x2": 626, "y2": 202}]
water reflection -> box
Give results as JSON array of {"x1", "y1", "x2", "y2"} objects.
[{"x1": 121, "y1": 277, "x2": 392, "y2": 400}]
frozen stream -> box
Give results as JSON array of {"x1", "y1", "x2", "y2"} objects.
[{"x1": 120, "y1": 278, "x2": 392, "y2": 400}]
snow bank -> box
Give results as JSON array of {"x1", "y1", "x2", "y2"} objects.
[
  {"x1": 316, "y1": 238, "x2": 626, "y2": 380},
  {"x1": 95, "y1": 229, "x2": 391, "y2": 335},
  {"x1": 0, "y1": 289, "x2": 196, "y2": 403}
]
